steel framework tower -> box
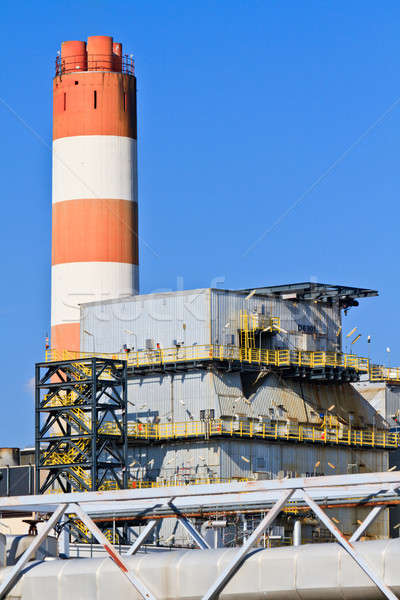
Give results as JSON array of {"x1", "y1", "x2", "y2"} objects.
[
  {"x1": 51, "y1": 35, "x2": 139, "y2": 351},
  {"x1": 35, "y1": 357, "x2": 128, "y2": 495}
]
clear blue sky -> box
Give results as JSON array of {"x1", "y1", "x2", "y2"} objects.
[{"x1": 0, "y1": 1, "x2": 399, "y2": 446}]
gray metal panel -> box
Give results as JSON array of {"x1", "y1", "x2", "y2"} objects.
[
  {"x1": 385, "y1": 386, "x2": 400, "y2": 426},
  {"x1": 81, "y1": 287, "x2": 341, "y2": 354},
  {"x1": 219, "y1": 439, "x2": 388, "y2": 486},
  {"x1": 128, "y1": 370, "x2": 216, "y2": 424},
  {"x1": 128, "y1": 441, "x2": 220, "y2": 483},
  {"x1": 249, "y1": 375, "x2": 387, "y2": 428},
  {"x1": 80, "y1": 289, "x2": 210, "y2": 353},
  {"x1": 210, "y1": 289, "x2": 341, "y2": 353},
  {"x1": 212, "y1": 373, "x2": 250, "y2": 418}
]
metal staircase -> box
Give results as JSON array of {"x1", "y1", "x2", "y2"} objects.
[{"x1": 35, "y1": 357, "x2": 128, "y2": 495}]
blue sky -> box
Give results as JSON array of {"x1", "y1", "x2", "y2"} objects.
[{"x1": 0, "y1": 1, "x2": 399, "y2": 446}]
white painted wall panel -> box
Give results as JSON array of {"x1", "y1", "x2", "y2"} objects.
[
  {"x1": 52, "y1": 136, "x2": 137, "y2": 203},
  {"x1": 80, "y1": 289, "x2": 210, "y2": 353},
  {"x1": 51, "y1": 262, "x2": 139, "y2": 326}
]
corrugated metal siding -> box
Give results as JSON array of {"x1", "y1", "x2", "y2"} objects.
[
  {"x1": 219, "y1": 439, "x2": 388, "y2": 480},
  {"x1": 210, "y1": 290, "x2": 341, "y2": 353},
  {"x1": 353, "y1": 382, "x2": 387, "y2": 423},
  {"x1": 80, "y1": 289, "x2": 210, "y2": 353},
  {"x1": 126, "y1": 370, "x2": 386, "y2": 426},
  {"x1": 249, "y1": 375, "x2": 387, "y2": 428},
  {"x1": 128, "y1": 370, "x2": 216, "y2": 424},
  {"x1": 212, "y1": 372, "x2": 251, "y2": 417},
  {"x1": 127, "y1": 441, "x2": 220, "y2": 482},
  {"x1": 80, "y1": 287, "x2": 341, "y2": 354},
  {"x1": 385, "y1": 386, "x2": 400, "y2": 426}
]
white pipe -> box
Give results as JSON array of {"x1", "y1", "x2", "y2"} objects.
[
  {"x1": 293, "y1": 520, "x2": 302, "y2": 546},
  {"x1": 3, "y1": 539, "x2": 400, "y2": 599}
]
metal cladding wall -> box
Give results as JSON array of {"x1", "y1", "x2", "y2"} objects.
[
  {"x1": 52, "y1": 35, "x2": 138, "y2": 351},
  {"x1": 80, "y1": 288, "x2": 341, "y2": 353},
  {"x1": 81, "y1": 289, "x2": 210, "y2": 352},
  {"x1": 210, "y1": 289, "x2": 341, "y2": 352},
  {"x1": 126, "y1": 441, "x2": 388, "y2": 538},
  {"x1": 127, "y1": 371, "x2": 381, "y2": 427}
]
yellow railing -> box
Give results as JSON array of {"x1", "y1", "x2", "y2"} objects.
[
  {"x1": 370, "y1": 365, "x2": 400, "y2": 382},
  {"x1": 121, "y1": 419, "x2": 398, "y2": 449},
  {"x1": 44, "y1": 476, "x2": 251, "y2": 495},
  {"x1": 42, "y1": 419, "x2": 400, "y2": 450},
  {"x1": 46, "y1": 344, "x2": 370, "y2": 373}
]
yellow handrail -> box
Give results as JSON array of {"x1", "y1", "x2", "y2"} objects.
[
  {"x1": 42, "y1": 419, "x2": 399, "y2": 452},
  {"x1": 370, "y1": 365, "x2": 400, "y2": 382},
  {"x1": 45, "y1": 344, "x2": 370, "y2": 374}
]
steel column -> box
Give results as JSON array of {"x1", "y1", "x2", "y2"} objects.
[
  {"x1": 302, "y1": 490, "x2": 398, "y2": 600},
  {"x1": 201, "y1": 489, "x2": 294, "y2": 600}
]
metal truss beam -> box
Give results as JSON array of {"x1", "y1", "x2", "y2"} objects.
[
  {"x1": 201, "y1": 490, "x2": 294, "y2": 600},
  {"x1": 0, "y1": 504, "x2": 67, "y2": 599},
  {"x1": 302, "y1": 490, "x2": 397, "y2": 600},
  {"x1": 349, "y1": 506, "x2": 385, "y2": 542},
  {"x1": 1, "y1": 473, "x2": 400, "y2": 600},
  {"x1": 168, "y1": 500, "x2": 210, "y2": 549},
  {"x1": 69, "y1": 503, "x2": 156, "y2": 600},
  {"x1": 126, "y1": 520, "x2": 158, "y2": 556}
]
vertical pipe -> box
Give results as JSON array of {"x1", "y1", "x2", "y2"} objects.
[
  {"x1": 59, "y1": 514, "x2": 70, "y2": 558},
  {"x1": 293, "y1": 520, "x2": 302, "y2": 546}
]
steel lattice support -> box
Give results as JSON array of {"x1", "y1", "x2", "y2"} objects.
[
  {"x1": 35, "y1": 358, "x2": 128, "y2": 496},
  {"x1": 0, "y1": 473, "x2": 400, "y2": 600}
]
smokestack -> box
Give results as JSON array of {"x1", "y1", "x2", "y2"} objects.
[{"x1": 51, "y1": 35, "x2": 139, "y2": 351}]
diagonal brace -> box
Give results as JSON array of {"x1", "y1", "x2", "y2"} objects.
[
  {"x1": 69, "y1": 503, "x2": 156, "y2": 600},
  {"x1": 302, "y1": 490, "x2": 397, "y2": 600},
  {"x1": 168, "y1": 500, "x2": 210, "y2": 549},
  {"x1": 0, "y1": 503, "x2": 67, "y2": 600},
  {"x1": 349, "y1": 506, "x2": 385, "y2": 542},
  {"x1": 201, "y1": 489, "x2": 294, "y2": 600},
  {"x1": 126, "y1": 519, "x2": 158, "y2": 556}
]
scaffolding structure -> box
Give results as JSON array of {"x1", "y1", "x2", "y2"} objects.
[{"x1": 35, "y1": 357, "x2": 128, "y2": 495}]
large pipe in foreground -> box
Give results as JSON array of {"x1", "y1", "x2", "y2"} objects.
[{"x1": 4, "y1": 539, "x2": 400, "y2": 599}]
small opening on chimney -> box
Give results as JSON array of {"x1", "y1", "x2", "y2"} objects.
[
  {"x1": 75, "y1": 81, "x2": 79, "y2": 85},
  {"x1": 94, "y1": 90, "x2": 97, "y2": 109},
  {"x1": 63, "y1": 92, "x2": 66, "y2": 111}
]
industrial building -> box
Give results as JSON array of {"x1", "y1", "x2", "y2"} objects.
[{"x1": 37, "y1": 282, "x2": 397, "y2": 544}]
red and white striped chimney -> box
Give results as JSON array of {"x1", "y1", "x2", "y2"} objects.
[{"x1": 51, "y1": 35, "x2": 139, "y2": 351}]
